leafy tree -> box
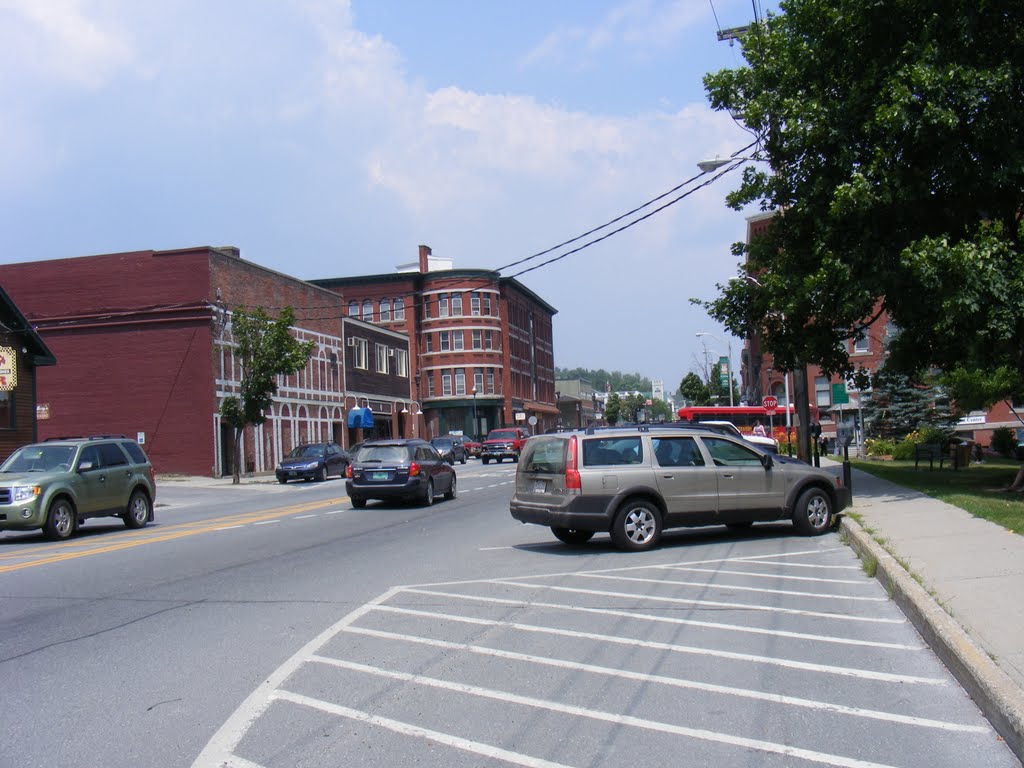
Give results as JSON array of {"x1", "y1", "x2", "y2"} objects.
[
  {"x1": 647, "y1": 397, "x2": 672, "y2": 422},
  {"x1": 604, "y1": 392, "x2": 622, "y2": 426},
  {"x1": 220, "y1": 306, "x2": 315, "y2": 484},
  {"x1": 700, "y1": 0, "x2": 1024, "y2": 485},
  {"x1": 678, "y1": 372, "x2": 711, "y2": 406}
]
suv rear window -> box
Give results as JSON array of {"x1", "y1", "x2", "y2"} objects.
[
  {"x1": 582, "y1": 437, "x2": 643, "y2": 466},
  {"x1": 120, "y1": 441, "x2": 149, "y2": 464},
  {"x1": 519, "y1": 437, "x2": 566, "y2": 474},
  {"x1": 357, "y1": 445, "x2": 412, "y2": 463}
]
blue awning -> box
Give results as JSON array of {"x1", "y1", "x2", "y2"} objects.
[{"x1": 347, "y1": 406, "x2": 374, "y2": 428}]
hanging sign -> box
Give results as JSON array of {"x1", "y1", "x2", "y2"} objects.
[{"x1": 0, "y1": 347, "x2": 17, "y2": 391}]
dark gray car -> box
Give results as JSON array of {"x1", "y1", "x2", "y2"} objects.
[
  {"x1": 510, "y1": 425, "x2": 849, "y2": 551},
  {"x1": 346, "y1": 439, "x2": 456, "y2": 508}
]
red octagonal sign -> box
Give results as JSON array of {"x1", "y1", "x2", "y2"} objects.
[{"x1": 762, "y1": 395, "x2": 779, "y2": 414}]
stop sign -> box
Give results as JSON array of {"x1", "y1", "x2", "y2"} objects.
[{"x1": 762, "y1": 395, "x2": 779, "y2": 414}]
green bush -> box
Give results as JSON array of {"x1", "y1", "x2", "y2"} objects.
[
  {"x1": 918, "y1": 424, "x2": 952, "y2": 447},
  {"x1": 865, "y1": 438, "x2": 897, "y2": 456},
  {"x1": 991, "y1": 427, "x2": 1017, "y2": 457},
  {"x1": 892, "y1": 439, "x2": 918, "y2": 460}
]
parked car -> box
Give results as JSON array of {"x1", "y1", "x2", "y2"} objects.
[
  {"x1": 510, "y1": 425, "x2": 849, "y2": 551},
  {"x1": 690, "y1": 419, "x2": 779, "y2": 454},
  {"x1": 431, "y1": 436, "x2": 467, "y2": 465},
  {"x1": 276, "y1": 442, "x2": 350, "y2": 483},
  {"x1": 481, "y1": 427, "x2": 531, "y2": 464},
  {"x1": 346, "y1": 438, "x2": 457, "y2": 508},
  {"x1": 0, "y1": 435, "x2": 156, "y2": 540}
]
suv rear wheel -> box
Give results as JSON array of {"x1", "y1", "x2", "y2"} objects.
[
  {"x1": 610, "y1": 500, "x2": 662, "y2": 551},
  {"x1": 792, "y1": 487, "x2": 833, "y2": 535}
]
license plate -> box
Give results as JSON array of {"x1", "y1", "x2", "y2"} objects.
[
  {"x1": 533, "y1": 480, "x2": 546, "y2": 493},
  {"x1": 372, "y1": 472, "x2": 389, "y2": 481},
  {"x1": 288, "y1": 471, "x2": 297, "y2": 476}
]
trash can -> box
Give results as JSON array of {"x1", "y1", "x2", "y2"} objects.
[{"x1": 954, "y1": 441, "x2": 971, "y2": 469}]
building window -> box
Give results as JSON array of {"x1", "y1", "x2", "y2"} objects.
[
  {"x1": 394, "y1": 297, "x2": 405, "y2": 320},
  {"x1": 442, "y1": 371, "x2": 453, "y2": 396},
  {"x1": 852, "y1": 335, "x2": 870, "y2": 354},
  {"x1": 439, "y1": 294, "x2": 449, "y2": 317},
  {"x1": 379, "y1": 299, "x2": 392, "y2": 322},
  {"x1": 470, "y1": 293, "x2": 481, "y2": 316},
  {"x1": 348, "y1": 300, "x2": 359, "y2": 317},
  {"x1": 483, "y1": 295, "x2": 492, "y2": 315},
  {"x1": 451, "y1": 293, "x2": 463, "y2": 316},
  {"x1": 0, "y1": 392, "x2": 13, "y2": 429},
  {"x1": 452, "y1": 330, "x2": 464, "y2": 351},
  {"x1": 474, "y1": 372, "x2": 484, "y2": 394},
  {"x1": 815, "y1": 376, "x2": 831, "y2": 408},
  {"x1": 472, "y1": 329, "x2": 482, "y2": 350},
  {"x1": 486, "y1": 369, "x2": 495, "y2": 393},
  {"x1": 440, "y1": 331, "x2": 451, "y2": 352},
  {"x1": 395, "y1": 349, "x2": 409, "y2": 377},
  {"x1": 484, "y1": 330, "x2": 493, "y2": 350},
  {"x1": 353, "y1": 338, "x2": 368, "y2": 370},
  {"x1": 376, "y1": 343, "x2": 389, "y2": 374},
  {"x1": 425, "y1": 334, "x2": 434, "y2": 353},
  {"x1": 427, "y1": 375, "x2": 435, "y2": 398},
  {"x1": 455, "y1": 368, "x2": 466, "y2": 395},
  {"x1": 361, "y1": 300, "x2": 373, "y2": 322},
  {"x1": 423, "y1": 298, "x2": 431, "y2": 319}
]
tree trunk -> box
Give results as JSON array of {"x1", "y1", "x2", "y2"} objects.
[
  {"x1": 232, "y1": 426, "x2": 243, "y2": 485},
  {"x1": 1007, "y1": 464, "x2": 1024, "y2": 492}
]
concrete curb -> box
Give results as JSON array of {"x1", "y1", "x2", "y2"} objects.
[{"x1": 840, "y1": 515, "x2": 1024, "y2": 763}]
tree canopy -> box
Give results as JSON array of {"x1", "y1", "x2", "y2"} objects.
[
  {"x1": 555, "y1": 367, "x2": 652, "y2": 394},
  {"x1": 220, "y1": 306, "x2": 315, "y2": 483},
  {"x1": 699, "y1": 0, "x2": 1024, "y2": 412}
]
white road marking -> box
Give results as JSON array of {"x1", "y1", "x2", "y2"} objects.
[
  {"x1": 275, "y1": 690, "x2": 575, "y2": 768},
  {"x1": 253, "y1": 520, "x2": 279, "y2": 526},
  {"x1": 490, "y1": 579, "x2": 903, "y2": 625},
  {"x1": 573, "y1": 571, "x2": 888, "y2": 602},
  {"x1": 306, "y1": 655, "x2": 905, "y2": 768},
  {"x1": 376, "y1": 598, "x2": 920, "y2": 653},
  {"x1": 294, "y1": 514, "x2": 318, "y2": 519},
  {"x1": 660, "y1": 565, "x2": 871, "y2": 584},
  {"x1": 342, "y1": 624, "x2": 984, "y2": 732},
  {"x1": 325, "y1": 509, "x2": 344, "y2": 514}
]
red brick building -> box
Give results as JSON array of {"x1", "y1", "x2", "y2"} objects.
[
  {"x1": 312, "y1": 245, "x2": 559, "y2": 439},
  {"x1": 0, "y1": 247, "x2": 413, "y2": 476}
]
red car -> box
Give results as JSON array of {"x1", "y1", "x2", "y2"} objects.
[
  {"x1": 481, "y1": 427, "x2": 530, "y2": 464},
  {"x1": 462, "y1": 437, "x2": 482, "y2": 458}
]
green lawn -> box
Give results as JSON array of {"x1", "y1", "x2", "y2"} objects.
[{"x1": 850, "y1": 457, "x2": 1024, "y2": 534}]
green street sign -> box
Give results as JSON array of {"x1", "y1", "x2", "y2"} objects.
[
  {"x1": 831, "y1": 382, "x2": 849, "y2": 405},
  {"x1": 718, "y1": 356, "x2": 729, "y2": 386}
]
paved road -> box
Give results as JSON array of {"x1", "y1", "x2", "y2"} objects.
[{"x1": 1, "y1": 462, "x2": 1017, "y2": 767}]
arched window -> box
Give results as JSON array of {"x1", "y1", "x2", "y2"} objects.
[
  {"x1": 362, "y1": 300, "x2": 373, "y2": 322},
  {"x1": 379, "y1": 299, "x2": 392, "y2": 322},
  {"x1": 348, "y1": 300, "x2": 359, "y2": 317}
]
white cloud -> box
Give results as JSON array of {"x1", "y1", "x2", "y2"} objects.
[
  {"x1": 521, "y1": 0, "x2": 709, "y2": 69},
  {"x1": 0, "y1": 0, "x2": 134, "y2": 89}
]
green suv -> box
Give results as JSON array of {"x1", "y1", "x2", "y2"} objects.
[
  {"x1": 0, "y1": 436, "x2": 156, "y2": 540},
  {"x1": 510, "y1": 425, "x2": 849, "y2": 551}
]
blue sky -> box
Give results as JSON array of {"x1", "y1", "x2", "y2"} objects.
[{"x1": 0, "y1": 0, "x2": 773, "y2": 394}]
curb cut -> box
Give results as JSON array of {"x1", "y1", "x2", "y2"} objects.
[{"x1": 840, "y1": 516, "x2": 1024, "y2": 763}]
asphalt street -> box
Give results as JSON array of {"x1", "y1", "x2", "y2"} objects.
[{"x1": 0, "y1": 461, "x2": 1017, "y2": 768}]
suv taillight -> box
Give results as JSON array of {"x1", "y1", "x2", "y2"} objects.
[
  {"x1": 565, "y1": 435, "x2": 581, "y2": 494},
  {"x1": 345, "y1": 464, "x2": 353, "y2": 478},
  {"x1": 409, "y1": 462, "x2": 421, "y2": 477}
]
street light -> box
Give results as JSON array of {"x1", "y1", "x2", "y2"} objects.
[
  {"x1": 697, "y1": 155, "x2": 761, "y2": 173},
  {"x1": 471, "y1": 388, "x2": 478, "y2": 439},
  {"x1": 695, "y1": 332, "x2": 734, "y2": 407}
]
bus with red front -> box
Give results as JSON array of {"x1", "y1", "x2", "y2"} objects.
[{"x1": 676, "y1": 404, "x2": 818, "y2": 450}]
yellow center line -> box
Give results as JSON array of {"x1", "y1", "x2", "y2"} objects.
[{"x1": 0, "y1": 497, "x2": 349, "y2": 574}]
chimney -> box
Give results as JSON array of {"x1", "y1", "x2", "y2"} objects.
[{"x1": 418, "y1": 244, "x2": 432, "y2": 273}]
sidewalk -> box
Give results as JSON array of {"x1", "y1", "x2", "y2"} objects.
[{"x1": 829, "y1": 458, "x2": 1024, "y2": 762}]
